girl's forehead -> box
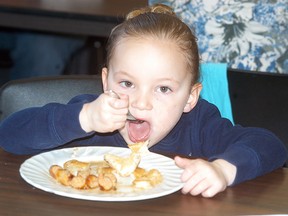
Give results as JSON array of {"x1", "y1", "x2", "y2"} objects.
[
  {"x1": 113, "y1": 37, "x2": 184, "y2": 65},
  {"x1": 116, "y1": 39, "x2": 176, "y2": 60},
  {"x1": 109, "y1": 38, "x2": 191, "y2": 83}
]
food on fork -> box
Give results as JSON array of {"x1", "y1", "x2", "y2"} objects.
[
  {"x1": 128, "y1": 140, "x2": 149, "y2": 154},
  {"x1": 49, "y1": 141, "x2": 162, "y2": 192}
]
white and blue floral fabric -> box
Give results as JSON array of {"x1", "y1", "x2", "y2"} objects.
[{"x1": 149, "y1": 0, "x2": 288, "y2": 73}]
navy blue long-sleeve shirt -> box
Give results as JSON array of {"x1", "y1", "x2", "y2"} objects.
[{"x1": 0, "y1": 94, "x2": 287, "y2": 185}]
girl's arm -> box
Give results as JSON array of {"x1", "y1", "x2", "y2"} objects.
[{"x1": 0, "y1": 94, "x2": 97, "y2": 154}]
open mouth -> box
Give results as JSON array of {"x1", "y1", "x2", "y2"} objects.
[{"x1": 127, "y1": 120, "x2": 151, "y2": 143}]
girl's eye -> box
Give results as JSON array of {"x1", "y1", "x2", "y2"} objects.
[
  {"x1": 120, "y1": 81, "x2": 133, "y2": 88},
  {"x1": 158, "y1": 86, "x2": 172, "y2": 94}
]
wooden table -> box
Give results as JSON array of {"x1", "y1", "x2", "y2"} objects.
[
  {"x1": 0, "y1": 0, "x2": 147, "y2": 37},
  {"x1": 1, "y1": 148, "x2": 288, "y2": 215}
]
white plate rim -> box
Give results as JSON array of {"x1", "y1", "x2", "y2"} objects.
[{"x1": 19, "y1": 146, "x2": 184, "y2": 201}]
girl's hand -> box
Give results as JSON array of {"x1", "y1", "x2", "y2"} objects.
[
  {"x1": 79, "y1": 92, "x2": 129, "y2": 133},
  {"x1": 175, "y1": 156, "x2": 236, "y2": 198}
]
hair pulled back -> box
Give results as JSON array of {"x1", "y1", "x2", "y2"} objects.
[{"x1": 105, "y1": 4, "x2": 200, "y2": 84}]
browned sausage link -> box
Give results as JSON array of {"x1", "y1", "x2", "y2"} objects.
[
  {"x1": 146, "y1": 169, "x2": 163, "y2": 186},
  {"x1": 86, "y1": 175, "x2": 99, "y2": 189},
  {"x1": 55, "y1": 168, "x2": 73, "y2": 186},
  {"x1": 133, "y1": 167, "x2": 147, "y2": 179},
  {"x1": 49, "y1": 165, "x2": 62, "y2": 179},
  {"x1": 98, "y1": 173, "x2": 117, "y2": 191},
  {"x1": 69, "y1": 175, "x2": 86, "y2": 189},
  {"x1": 105, "y1": 173, "x2": 117, "y2": 187}
]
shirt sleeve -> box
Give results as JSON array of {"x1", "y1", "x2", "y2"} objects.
[
  {"x1": 195, "y1": 100, "x2": 288, "y2": 185},
  {"x1": 0, "y1": 94, "x2": 97, "y2": 155}
]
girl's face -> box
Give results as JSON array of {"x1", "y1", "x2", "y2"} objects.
[{"x1": 102, "y1": 37, "x2": 201, "y2": 147}]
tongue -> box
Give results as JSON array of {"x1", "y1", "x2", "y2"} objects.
[{"x1": 128, "y1": 121, "x2": 150, "y2": 143}]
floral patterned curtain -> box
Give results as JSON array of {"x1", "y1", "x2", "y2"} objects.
[{"x1": 149, "y1": 0, "x2": 288, "y2": 73}]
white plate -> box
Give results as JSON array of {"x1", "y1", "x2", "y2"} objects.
[{"x1": 20, "y1": 146, "x2": 184, "y2": 201}]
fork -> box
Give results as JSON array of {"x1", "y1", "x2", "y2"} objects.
[{"x1": 107, "y1": 90, "x2": 138, "y2": 121}]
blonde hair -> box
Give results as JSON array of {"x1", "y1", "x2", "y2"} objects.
[{"x1": 105, "y1": 4, "x2": 200, "y2": 84}]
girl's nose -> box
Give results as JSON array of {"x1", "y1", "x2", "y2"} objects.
[{"x1": 130, "y1": 91, "x2": 153, "y2": 111}]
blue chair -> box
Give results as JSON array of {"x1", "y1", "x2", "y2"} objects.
[{"x1": 200, "y1": 63, "x2": 234, "y2": 124}]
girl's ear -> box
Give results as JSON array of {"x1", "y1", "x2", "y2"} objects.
[
  {"x1": 183, "y1": 83, "x2": 202, "y2": 113},
  {"x1": 102, "y1": 67, "x2": 108, "y2": 92}
]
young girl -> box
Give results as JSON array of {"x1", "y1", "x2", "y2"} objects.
[{"x1": 0, "y1": 4, "x2": 287, "y2": 198}]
